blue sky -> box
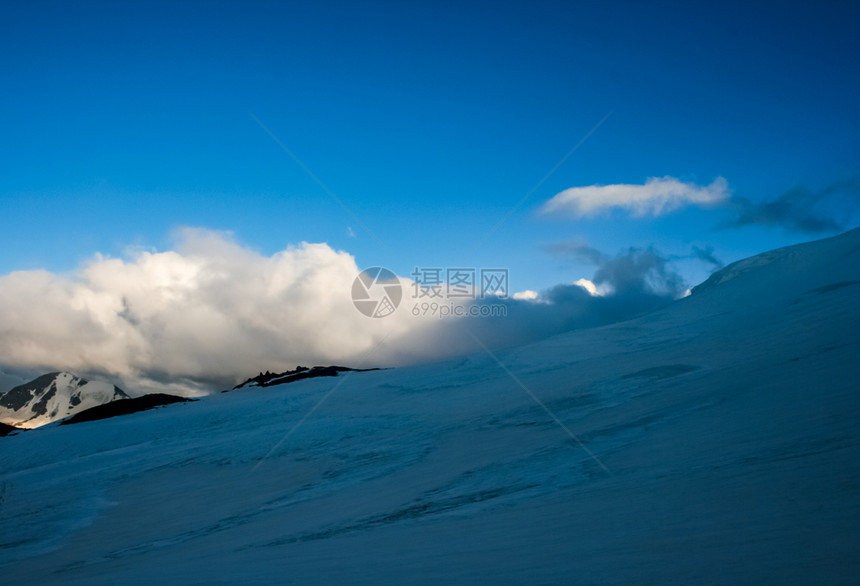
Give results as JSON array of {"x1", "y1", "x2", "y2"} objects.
[{"x1": 2, "y1": 0, "x2": 859, "y2": 293}]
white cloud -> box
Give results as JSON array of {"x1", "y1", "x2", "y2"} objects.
[
  {"x1": 573, "y1": 278, "x2": 603, "y2": 296},
  {"x1": 541, "y1": 176, "x2": 730, "y2": 218},
  {"x1": 513, "y1": 281, "x2": 605, "y2": 301},
  {"x1": 0, "y1": 228, "x2": 459, "y2": 395},
  {"x1": 512, "y1": 289, "x2": 539, "y2": 301}
]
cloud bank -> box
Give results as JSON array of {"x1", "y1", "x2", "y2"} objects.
[
  {"x1": 462, "y1": 245, "x2": 687, "y2": 349},
  {"x1": 541, "y1": 176, "x2": 730, "y2": 218},
  {"x1": 0, "y1": 229, "x2": 451, "y2": 395},
  {"x1": 0, "y1": 230, "x2": 690, "y2": 396}
]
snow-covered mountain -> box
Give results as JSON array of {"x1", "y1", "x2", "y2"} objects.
[
  {"x1": 0, "y1": 372, "x2": 128, "y2": 429},
  {"x1": 1, "y1": 229, "x2": 859, "y2": 583}
]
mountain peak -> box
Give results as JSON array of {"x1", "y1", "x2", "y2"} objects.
[{"x1": 0, "y1": 372, "x2": 128, "y2": 429}]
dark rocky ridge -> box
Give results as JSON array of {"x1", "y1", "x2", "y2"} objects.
[
  {"x1": 0, "y1": 421, "x2": 21, "y2": 436},
  {"x1": 61, "y1": 394, "x2": 195, "y2": 425},
  {"x1": 231, "y1": 365, "x2": 381, "y2": 390},
  {"x1": 0, "y1": 373, "x2": 63, "y2": 411}
]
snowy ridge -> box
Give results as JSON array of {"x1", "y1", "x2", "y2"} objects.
[
  {"x1": 0, "y1": 229, "x2": 859, "y2": 583},
  {"x1": 0, "y1": 372, "x2": 128, "y2": 429},
  {"x1": 692, "y1": 228, "x2": 853, "y2": 295}
]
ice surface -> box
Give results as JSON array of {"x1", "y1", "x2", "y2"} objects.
[{"x1": 1, "y1": 230, "x2": 859, "y2": 583}]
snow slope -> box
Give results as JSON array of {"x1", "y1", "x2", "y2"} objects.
[
  {"x1": 0, "y1": 372, "x2": 128, "y2": 429},
  {"x1": 1, "y1": 229, "x2": 859, "y2": 584}
]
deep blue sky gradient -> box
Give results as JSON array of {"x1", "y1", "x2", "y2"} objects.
[{"x1": 2, "y1": 0, "x2": 858, "y2": 291}]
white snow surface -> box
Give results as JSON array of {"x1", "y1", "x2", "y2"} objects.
[
  {"x1": 0, "y1": 372, "x2": 127, "y2": 429},
  {"x1": 1, "y1": 229, "x2": 859, "y2": 583}
]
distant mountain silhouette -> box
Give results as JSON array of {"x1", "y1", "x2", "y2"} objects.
[
  {"x1": 0, "y1": 421, "x2": 21, "y2": 436},
  {"x1": 231, "y1": 365, "x2": 381, "y2": 391},
  {"x1": 61, "y1": 394, "x2": 195, "y2": 425}
]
